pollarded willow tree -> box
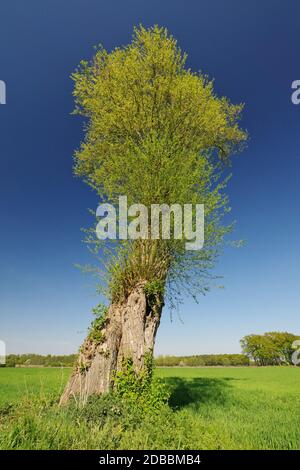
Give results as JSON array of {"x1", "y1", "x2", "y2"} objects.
[{"x1": 60, "y1": 25, "x2": 247, "y2": 404}]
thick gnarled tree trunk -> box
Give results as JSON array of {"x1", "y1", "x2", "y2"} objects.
[{"x1": 59, "y1": 285, "x2": 162, "y2": 405}]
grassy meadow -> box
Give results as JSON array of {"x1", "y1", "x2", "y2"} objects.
[{"x1": 0, "y1": 366, "x2": 299, "y2": 450}]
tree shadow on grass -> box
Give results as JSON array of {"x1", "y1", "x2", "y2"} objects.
[{"x1": 165, "y1": 376, "x2": 236, "y2": 410}]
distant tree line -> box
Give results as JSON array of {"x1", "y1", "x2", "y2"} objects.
[
  {"x1": 4, "y1": 354, "x2": 77, "y2": 368},
  {"x1": 4, "y1": 353, "x2": 249, "y2": 368},
  {"x1": 240, "y1": 332, "x2": 300, "y2": 366},
  {"x1": 155, "y1": 354, "x2": 249, "y2": 367},
  {"x1": 3, "y1": 331, "x2": 299, "y2": 368}
]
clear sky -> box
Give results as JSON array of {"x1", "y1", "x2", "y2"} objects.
[{"x1": 1, "y1": 0, "x2": 299, "y2": 356}]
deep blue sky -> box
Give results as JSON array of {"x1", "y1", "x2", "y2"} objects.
[{"x1": 1, "y1": 0, "x2": 299, "y2": 355}]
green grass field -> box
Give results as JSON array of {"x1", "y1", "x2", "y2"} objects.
[{"x1": 0, "y1": 366, "x2": 299, "y2": 450}]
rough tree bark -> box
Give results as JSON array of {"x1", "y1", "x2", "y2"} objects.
[{"x1": 59, "y1": 284, "x2": 162, "y2": 405}]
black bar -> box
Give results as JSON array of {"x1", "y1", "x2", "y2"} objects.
[{"x1": 0, "y1": 450, "x2": 299, "y2": 466}]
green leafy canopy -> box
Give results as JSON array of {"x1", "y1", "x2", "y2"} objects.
[{"x1": 72, "y1": 25, "x2": 247, "y2": 306}]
